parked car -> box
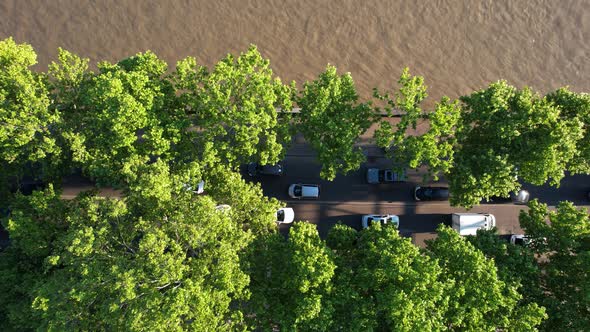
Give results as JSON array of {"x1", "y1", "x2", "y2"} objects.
[
  {"x1": 183, "y1": 180, "x2": 205, "y2": 195},
  {"x1": 362, "y1": 214, "x2": 400, "y2": 229},
  {"x1": 288, "y1": 184, "x2": 320, "y2": 199},
  {"x1": 485, "y1": 189, "x2": 530, "y2": 205},
  {"x1": 414, "y1": 186, "x2": 449, "y2": 201},
  {"x1": 10, "y1": 176, "x2": 46, "y2": 196},
  {"x1": 215, "y1": 204, "x2": 231, "y2": 213},
  {"x1": 366, "y1": 168, "x2": 405, "y2": 184},
  {"x1": 247, "y1": 162, "x2": 284, "y2": 176},
  {"x1": 276, "y1": 207, "x2": 295, "y2": 224},
  {"x1": 510, "y1": 234, "x2": 546, "y2": 247},
  {"x1": 510, "y1": 234, "x2": 530, "y2": 246}
]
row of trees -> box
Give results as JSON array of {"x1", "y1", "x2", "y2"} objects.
[
  {"x1": 1, "y1": 37, "x2": 589, "y2": 207},
  {"x1": 1, "y1": 37, "x2": 589, "y2": 330},
  {"x1": 3, "y1": 185, "x2": 589, "y2": 331}
]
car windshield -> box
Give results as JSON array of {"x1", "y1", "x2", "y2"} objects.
[
  {"x1": 515, "y1": 238, "x2": 525, "y2": 246},
  {"x1": 294, "y1": 185, "x2": 302, "y2": 196},
  {"x1": 277, "y1": 210, "x2": 285, "y2": 221}
]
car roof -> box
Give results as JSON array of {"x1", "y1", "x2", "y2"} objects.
[{"x1": 301, "y1": 184, "x2": 320, "y2": 196}]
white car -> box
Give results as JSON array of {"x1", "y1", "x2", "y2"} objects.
[
  {"x1": 276, "y1": 207, "x2": 295, "y2": 224},
  {"x1": 288, "y1": 184, "x2": 320, "y2": 199},
  {"x1": 215, "y1": 204, "x2": 231, "y2": 213},
  {"x1": 510, "y1": 234, "x2": 546, "y2": 247},
  {"x1": 510, "y1": 234, "x2": 530, "y2": 246},
  {"x1": 183, "y1": 180, "x2": 205, "y2": 194},
  {"x1": 362, "y1": 214, "x2": 400, "y2": 229}
]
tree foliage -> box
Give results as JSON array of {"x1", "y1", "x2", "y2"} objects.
[
  {"x1": 374, "y1": 68, "x2": 461, "y2": 180},
  {"x1": 546, "y1": 87, "x2": 590, "y2": 175},
  {"x1": 426, "y1": 225, "x2": 546, "y2": 331},
  {"x1": 244, "y1": 222, "x2": 335, "y2": 331},
  {"x1": 0, "y1": 186, "x2": 254, "y2": 331},
  {"x1": 173, "y1": 45, "x2": 293, "y2": 168},
  {"x1": 0, "y1": 38, "x2": 59, "y2": 180},
  {"x1": 450, "y1": 81, "x2": 583, "y2": 207},
  {"x1": 327, "y1": 223, "x2": 447, "y2": 331},
  {"x1": 50, "y1": 50, "x2": 185, "y2": 187},
  {"x1": 296, "y1": 65, "x2": 374, "y2": 180},
  {"x1": 519, "y1": 200, "x2": 590, "y2": 331}
]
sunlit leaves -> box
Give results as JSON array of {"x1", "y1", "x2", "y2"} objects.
[{"x1": 296, "y1": 65, "x2": 374, "y2": 180}]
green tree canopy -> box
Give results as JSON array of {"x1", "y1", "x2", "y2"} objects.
[
  {"x1": 426, "y1": 225, "x2": 546, "y2": 331},
  {"x1": 450, "y1": 81, "x2": 583, "y2": 207},
  {"x1": 327, "y1": 223, "x2": 447, "y2": 331},
  {"x1": 546, "y1": 87, "x2": 590, "y2": 175},
  {"x1": 0, "y1": 185, "x2": 254, "y2": 331},
  {"x1": 244, "y1": 222, "x2": 335, "y2": 331},
  {"x1": 519, "y1": 200, "x2": 590, "y2": 331},
  {"x1": 295, "y1": 65, "x2": 375, "y2": 180},
  {"x1": 374, "y1": 68, "x2": 461, "y2": 180},
  {"x1": 173, "y1": 45, "x2": 293, "y2": 169},
  {"x1": 0, "y1": 37, "x2": 59, "y2": 182},
  {"x1": 52, "y1": 50, "x2": 185, "y2": 187}
]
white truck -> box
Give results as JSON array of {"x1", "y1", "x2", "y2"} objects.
[{"x1": 451, "y1": 213, "x2": 496, "y2": 236}]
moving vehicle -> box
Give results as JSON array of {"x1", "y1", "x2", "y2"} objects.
[
  {"x1": 414, "y1": 186, "x2": 449, "y2": 201},
  {"x1": 361, "y1": 214, "x2": 400, "y2": 229},
  {"x1": 276, "y1": 207, "x2": 295, "y2": 224},
  {"x1": 247, "y1": 162, "x2": 284, "y2": 176},
  {"x1": 510, "y1": 234, "x2": 530, "y2": 246},
  {"x1": 10, "y1": 176, "x2": 46, "y2": 196},
  {"x1": 288, "y1": 184, "x2": 320, "y2": 199},
  {"x1": 451, "y1": 213, "x2": 496, "y2": 236},
  {"x1": 215, "y1": 204, "x2": 231, "y2": 213},
  {"x1": 183, "y1": 180, "x2": 205, "y2": 195},
  {"x1": 366, "y1": 168, "x2": 405, "y2": 184},
  {"x1": 485, "y1": 189, "x2": 530, "y2": 205}
]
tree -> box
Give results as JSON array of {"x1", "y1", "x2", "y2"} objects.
[
  {"x1": 546, "y1": 87, "x2": 590, "y2": 175},
  {"x1": 244, "y1": 222, "x2": 335, "y2": 331},
  {"x1": 0, "y1": 186, "x2": 254, "y2": 330},
  {"x1": 449, "y1": 81, "x2": 583, "y2": 207},
  {"x1": 173, "y1": 45, "x2": 293, "y2": 169},
  {"x1": 0, "y1": 37, "x2": 60, "y2": 184},
  {"x1": 374, "y1": 68, "x2": 461, "y2": 180},
  {"x1": 426, "y1": 225, "x2": 546, "y2": 331},
  {"x1": 519, "y1": 200, "x2": 590, "y2": 331},
  {"x1": 327, "y1": 223, "x2": 447, "y2": 331},
  {"x1": 54, "y1": 50, "x2": 185, "y2": 188},
  {"x1": 296, "y1": 65, "x2": 374, "y2": 180},
  {"x1": 466, "y1": 229, "x2": 543, "y2": 306}
]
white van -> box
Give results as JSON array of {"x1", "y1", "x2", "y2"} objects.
[{"x1": 451, "y1": 213, "x2": 496, "y2": 236}]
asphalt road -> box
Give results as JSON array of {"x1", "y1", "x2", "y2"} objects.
[
  {"x1": 35, "y1": 141, "x2": 590, "y2": 243},
  {"x1": 246, "y1": 146, "x2": 590, "y2": 239}
]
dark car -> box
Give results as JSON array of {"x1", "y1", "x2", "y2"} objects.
[
  {"x1": 485, "y1": 189, "x2": 530, "y2": 205},
  {"x1": 247, "y1": 162, "x2": 284, "y2": 176},
  {"x1": 414, "y1": 186, "x2": 449, "y2": 201},
  {"x1": 10, "y1": 177, "x2": 46, "y2": 196}
]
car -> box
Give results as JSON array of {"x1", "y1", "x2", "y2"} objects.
[
  {"x1": 276, "y1": 207, "x2": 295, "y2": 224},
  {"x1": 10, "y1": 176, "x2": 46, "y2": 196},
  {"x1": 288, "y1": 184, "x2": 320, "y2": 199},
  {"x1": 247, "y1": 162, "x2": 284, "y2": 176},
  {"x1": 362, "y1": 214, "x2": 400, "y2": 229},
  {"x1": 414, "y1": 186, "x2": 449, "y2": 201},
  {"x1": 366, "y1": 168, "x2": 405, "y2": 184},
  {"x1": 183, "y1": 180, "x2": 205, "y2": 195},
  {"x1": 510, "y1": 234, "x2": 546, "y2": 247},
  {"x1": 485, "y1": 189, "x2": 530, "y2": 205},
  {"x1": 510, "y1": 234, "x2": 530, "y2": 246},
  {"x1": 215, "y1": 204, "x2": 231, "y2": 213}
]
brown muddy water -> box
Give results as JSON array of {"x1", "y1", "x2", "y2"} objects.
[{"x1": 1, "y1": 0, "x2": 588, "y2": 102}]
